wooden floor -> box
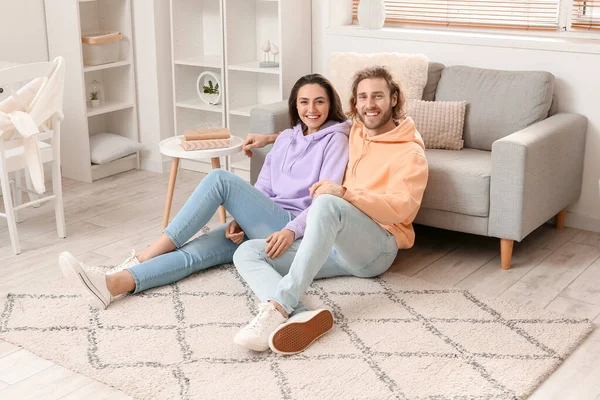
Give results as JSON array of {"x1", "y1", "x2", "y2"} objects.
[{"x1": 0, "y1": 169, "x2": 598, "y2": 399}]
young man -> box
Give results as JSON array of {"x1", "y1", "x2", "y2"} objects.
[{"x1": 234, "y1": 66, "x2": 429, "y2": 354}]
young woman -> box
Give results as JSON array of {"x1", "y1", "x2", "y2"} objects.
[{"x1": 58, "y1": 74, "x2": 351, "y2": 310}]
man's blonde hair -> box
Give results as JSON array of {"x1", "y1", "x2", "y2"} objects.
[{"x1": 347, "y1": 66, "x2": 406, "y2": 121}]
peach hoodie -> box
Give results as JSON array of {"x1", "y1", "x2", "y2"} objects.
[{"x1": 341, "y1": 117, "x2": 428, "y2": 249}]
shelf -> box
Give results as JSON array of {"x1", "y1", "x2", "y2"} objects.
[
  {"x1": 174, "y1": 55, "x2": 222, "y2": 69},
  {"x1": 230, "y1": 104, "x2": 262, "y2": 117},
  {"x1": 176, "y1": 98, "x2": 223, "y2": 113},
  {"x1": 84, "y1": 60, "x2": 131, "y2": 73},
  {"x1": 228, "y1": 61, "x2": 280, "y2": 75},
  {"x1": 91, "y1": 153, "x2": 138, "y2": 181},
  {"x1": 87, "y1": 101, "x2": 134, "y2": 117},
  {"x1": 79, "y1": 0, "x2": 97, "y2": 2}
]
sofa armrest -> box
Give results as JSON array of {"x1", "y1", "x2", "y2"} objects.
[
  {"x1": 250, "y1": 100, "x2": 289, "y2": 135},
  {"x1": 488, "y1": 113, "x2": 587, "y2": 241},
  {"x1": 249, "y1": 101, "x2": 288, "y2": 184}
]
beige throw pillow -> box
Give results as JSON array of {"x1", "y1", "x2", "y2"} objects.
[{"x1": 406, "y1": 99, "x2": 467, "y2": 151}]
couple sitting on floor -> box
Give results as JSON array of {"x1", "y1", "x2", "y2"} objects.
[{"x1": 58, "y1": 65, "x2": 429, "y2": 355}]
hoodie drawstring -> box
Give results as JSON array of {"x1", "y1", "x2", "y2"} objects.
[
  {"x1": 280, "y1": 138, "x2": 293, "y2": 172},
  {"x1": 280, "y1": 137, "x2": 312, "y2": 172},
  {"x1": 351, "y1": 135, "x2": 369, "y2": 177},
  {"x1": 288, "y1": 140, "x2": 311, "y2": 172}
]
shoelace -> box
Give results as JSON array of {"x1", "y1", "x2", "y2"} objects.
[
  {"x1": 248, "y1": 303, "x2": 277, "y2": 333},
  {"x1": 105, "y1": 249, "x2": 136, "y2": 275},
  {"x1": 123, "y1": 249, "x2": 136, "y2": 264}
]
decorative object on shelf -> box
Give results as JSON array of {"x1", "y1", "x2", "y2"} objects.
[
  {"x1": 81, "y1": 31, "x2": 123, "y2": 66},
  {"x1": 329, "y1": 0, "x2": 353, "y2": 26},
  {"x1": 259, "y1": 40, "x2": 279, "y2": 68},
  {"x1": 357, "y1": 0, "x2": 386, "y2": 29},
  {"x1": 89, "y1": 79, "x2": 102, "y2": 107},
  {"x1": 196, "y1": 71, "x2": 222, "y2": 105}
]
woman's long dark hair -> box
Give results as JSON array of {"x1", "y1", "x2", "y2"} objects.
[{"x1": 288, "y1": 74, "x2": 347, "y2": 130}]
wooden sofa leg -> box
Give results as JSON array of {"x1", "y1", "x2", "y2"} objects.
[
  {"x1": 556, "y1": 208, "x2": 566, "y2": 229},
  {"x1": 500, "y1": 239, "x2": 514, "y2": 270}
]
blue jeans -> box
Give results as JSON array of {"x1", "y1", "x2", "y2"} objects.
[
  {"x1": 233, "y1": 194, "x2": 398, "y2": 315},
  {"x1": 127, "y1": 169, "x2": 295, "y2": 293}
]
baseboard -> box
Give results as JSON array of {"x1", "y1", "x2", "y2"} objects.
[
  {"x1": 180, "y1": 159, "x2": 213, "y2": 174},
  {"x1": 564, "y1": 210, "x2": 600, "y2": 233},
  {"x1": 140, "y1": 157, "x2": 166, "y2": 174}
]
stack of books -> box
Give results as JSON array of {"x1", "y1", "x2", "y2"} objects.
[{"x1": 180, "y1": 128, "x2": 231, "y2": 151}]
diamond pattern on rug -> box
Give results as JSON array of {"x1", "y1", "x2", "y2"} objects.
[{"x1": 0, "y1": 265, "x2": 594, "y2": 400}]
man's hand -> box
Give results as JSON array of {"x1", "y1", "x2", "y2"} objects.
[
  {"x1": 265, "y1": 229, "x2": 295, "y2": 259},
  {"x1": 243, "y1": 133, "x2": 278, "y2": 157},
  {"x1": 309, "y1": 179, "x2": 347, "y2": 199},
  {"x1": 225, "y1": 220, "x2": 245, "y2": 244}
]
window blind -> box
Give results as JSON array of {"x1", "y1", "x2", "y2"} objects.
[
  {"x1": 352, "y1": 0, "x2": 561, "y2": 31},
  {"x1": 571, "y1": 1, "x2": 600, "y2": 30}
]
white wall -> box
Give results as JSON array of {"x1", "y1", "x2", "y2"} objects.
[
  {"x1": 0, "y1": 0, "x2": 48, "y2": 63},
  {"x1": 312, "y1": 1, "x2": 600, "y2": 232},
  {"x1": 131, "y1": 0, "x2": 174, "y2": 173}
]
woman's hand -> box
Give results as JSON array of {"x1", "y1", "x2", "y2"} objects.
[
  {"x1": 265, "y1": 229, "x2": 295, "y2": 259},
  {"x1": 243, "y1": 133, "x2": 279, "y2": 157},
  {"x1": 225, "y1": 220, "x2": 245, "y2": 244}
]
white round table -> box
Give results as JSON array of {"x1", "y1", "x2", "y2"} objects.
[{"x1": 159, "y1": 135, "x2": 244, "y2": 228}]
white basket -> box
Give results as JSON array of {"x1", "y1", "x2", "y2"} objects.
[{"x1": 81, "y1": 31, "x2": 122, "y2": 66}]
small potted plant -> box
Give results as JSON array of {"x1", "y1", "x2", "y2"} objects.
[
  {"x1": 90, "y1": 91, "x2": 100, "y2": 107},
  {"x1": 203, "y1": 80, "x2": 219, "y2": 105},
  {"x1": 196, "y1": 71, "x2": 222, "y2": 106}
]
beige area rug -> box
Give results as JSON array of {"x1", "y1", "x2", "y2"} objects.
[{"x1": 0, "y1": 263, "x2": 594, "y2": 399}]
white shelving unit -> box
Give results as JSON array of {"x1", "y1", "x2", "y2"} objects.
[
  {"x1": 170, "y1": 0, "x2": 311, "y2": 179},
  {"x1": 224, "y1": 0, "x2": 311, "y2": 179},
  {"x1": 170, "y1": 0, "x2": 226, "y2": 174},
  {"x1": 45, "y1": 0, "x2": 140, "y2": 182}
]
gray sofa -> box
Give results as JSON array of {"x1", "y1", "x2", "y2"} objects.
[{"x1": 248, "y1": 63, "x2": 587, "y2": 270}]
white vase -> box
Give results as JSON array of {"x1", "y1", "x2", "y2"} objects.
[
  {"x1": 90, "y1": 99, "x2": 100, "y2": 108},
  {"x1": 329, "y1": 0, "x2": 353, "y2": 27},
  {"x1": 357, "y1": 0, "x2": 386, "y2": 30}
]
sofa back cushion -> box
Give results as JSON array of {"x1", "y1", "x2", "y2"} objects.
[
  {"x1": 434, "y1": 66, "x2": 555, "y2": 151},
  {"x1": 422, "y1": 62, "x2": 445, "y2": 101}
]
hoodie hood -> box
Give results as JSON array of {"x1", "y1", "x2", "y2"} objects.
[
  {"x1": 281, "y1": 120, "x2": 351, "y2": 172},
  {"x1": 350, "y1": 117, "x2": 424, "y2": 177},
  {"x1": 357, "y1": 117, "x2": 424, "y2": 148}
]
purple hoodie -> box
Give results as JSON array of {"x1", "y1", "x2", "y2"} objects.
[{"x1": 254, "y1": 120, "x2": 351, "y2": 239}]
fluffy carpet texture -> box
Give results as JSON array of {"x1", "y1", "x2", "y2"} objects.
[{"x1": 0, "y1": 264, "x2": 593, "y2": 399}]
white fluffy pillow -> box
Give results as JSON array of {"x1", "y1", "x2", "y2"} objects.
[
  {"x1": 89, "y1": 133, "x2": 141, "y2": 164},
  {"x1": 328, "y1": 52, "x2": 429, "y2": 113},
  {"x1": 406, "y1": 100, "x2": 467, "y2": 151}
]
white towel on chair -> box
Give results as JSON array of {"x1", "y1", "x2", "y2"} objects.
[{"x1": 0, "y1": 57, "x2": 65, "y2": 194}]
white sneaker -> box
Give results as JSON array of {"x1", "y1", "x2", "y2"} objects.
[
  {"x1": 59, "y1": 251, "x2": 113, "y2": 310},
  {"x1": 106, "y1": 250, "x2": 140, "y2": 275},
  {"x1": 233, "y1": 303, "x2": 288, "y2": 352},
  {"x1": 269, "y1": 309, "x2": 334, "y2": 355}
]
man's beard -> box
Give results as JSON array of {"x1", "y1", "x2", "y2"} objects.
[{"x1": 357, "y1": 106, "x2": 393, "y2": 130}]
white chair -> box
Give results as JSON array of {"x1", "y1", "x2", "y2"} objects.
[{"x1": 0, "y1": 60, "x2": 66, "y2": 255}]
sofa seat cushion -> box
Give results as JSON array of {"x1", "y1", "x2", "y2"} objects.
[
  {"x1": 422, "y1": 148, "x2": 491, "y2": 217},
  {"x1": 435, "y1": 65, "x2": 554, "y2": 151}
]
